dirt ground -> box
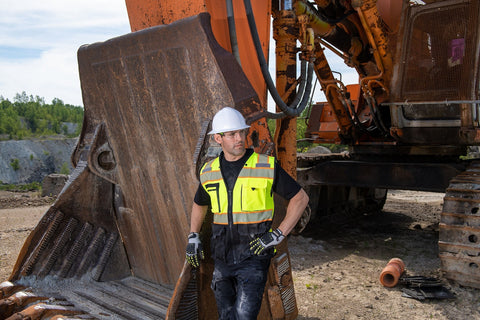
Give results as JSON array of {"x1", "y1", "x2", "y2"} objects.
[
  {"x1": 0, "y1": 191, "x2": 53, "y2": 282},
  {"x1": 1, "y1": 190, "x2": 479, "y2": 319}
]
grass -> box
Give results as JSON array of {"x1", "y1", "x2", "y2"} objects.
[{"x1": 0, "y1": 182, "x2": 42, "y2": 192}]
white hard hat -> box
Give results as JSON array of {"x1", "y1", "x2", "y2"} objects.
[{"x1": 208, "y1": 107, "x2": 250, "y2": 134}]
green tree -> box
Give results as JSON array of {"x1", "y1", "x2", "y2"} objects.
[
  {"x1": 0, "y1": 92, "x2": 84, "y2": 139},
  {"x1": 52, "y1": 98, "x2": 64, "y2": 106},
  {"x1": 14, "y1": 91, "x2": 30, "y2": 104}
]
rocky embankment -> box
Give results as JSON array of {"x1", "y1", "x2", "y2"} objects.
[{"x1": 0, "y1": 138, "x2": 77, "y2": 184}]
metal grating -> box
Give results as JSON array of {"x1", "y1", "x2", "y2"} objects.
[{"x1": 401, "y1": 1, "x2": 477, "y2": 102}]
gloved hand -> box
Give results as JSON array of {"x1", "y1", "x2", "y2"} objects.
[
  {"x1": 186, "y1": 232, "x2": 204, "y2": 268},
  {"x1": 249, "y1": 228, "x2": 285, "y2": 255}
]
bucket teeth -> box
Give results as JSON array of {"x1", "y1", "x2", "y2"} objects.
[
  {"x1": 0, "y1": 290, "x2": 49, "y2": 318},
  {"x1": 6, "y1": 302, "x2": 85, "y2": 320},
  {"x1": 0, "y1": 282, "x2": 25, "y2": 300}
]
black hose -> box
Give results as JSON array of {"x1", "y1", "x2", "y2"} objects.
[
  {"x1": 243, "y1": 0, "x2": 314, "y2": 118},
  {"x1": 289, "y1": 60, "x2": 308, "y2": 108},
  {"x1": 345, "y1": 97, "x2": 369, "y2": 134},
  {"x1": 365, "y1": 95, "x2": 388, "y2": 135},
  {"x1": 226, "y1": 0, "x2": 241, "y2": 66},
  {"x1": 267, "y1": 60, "x2": 308, "y2": 118},
  {"x1": 264, "y1": 60, "x2": 314, "y2": 119},
  {"x1": 296, "y1": 60, "x2": 315, "y2": 115}
]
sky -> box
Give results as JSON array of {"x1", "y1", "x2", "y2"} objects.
[
  {"x1": 0, "y1": 0, "x2": 131, "y2": 106},
  {"x1": 0, "y1": 0, "x2": 357, "y2": 109}
]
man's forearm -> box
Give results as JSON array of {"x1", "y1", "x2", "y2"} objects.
[
  {"x1": 277, "y1": 188, "x2": 309, "y2": 236},
  {"x1": 190, "y1": 203, "x2": 208, "y2": 233}
]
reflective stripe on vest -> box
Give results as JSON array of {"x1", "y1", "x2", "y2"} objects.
[{"x1": 200, "y1": 152, "x2": 275, "y2": 225}]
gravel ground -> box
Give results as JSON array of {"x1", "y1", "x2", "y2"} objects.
[
  {"x1": 0, "y1": 190, "x2": 479, "y2": 319},
  {"x1": 290, "y1": 190, "x2": 480, "y2": 320}
]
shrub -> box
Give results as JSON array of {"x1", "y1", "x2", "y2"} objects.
[
  {"x1": 0, "y1": 182, "x2": 41, "y2": 191},
  {"x1": 59, "y1": 162, "x2": 70, "y2": 175},
  {"x1": 10, "y1": 158, "x2": 20, "y2": 171}
]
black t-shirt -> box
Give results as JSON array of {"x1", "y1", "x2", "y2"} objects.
[{"x1": 194, "y1": 149, "x2": 301, "y2": 205}]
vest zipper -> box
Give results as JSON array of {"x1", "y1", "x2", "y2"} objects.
[{"x1": 227, "y1": 189, "x2": 236, "y2": 264}]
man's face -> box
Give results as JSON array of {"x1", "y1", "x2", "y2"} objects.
[{"x1": 214, "y1": 129, "x2": 248, "y2": 161}]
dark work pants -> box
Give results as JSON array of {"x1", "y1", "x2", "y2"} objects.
[{"x1": 211, "y1": 256, "x2": 271, "y2": 320}]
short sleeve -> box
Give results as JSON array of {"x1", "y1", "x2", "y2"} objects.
[
  {"x1": 194, "y1": 182, "x2": 211, "y2": 206},
  {"x1": 273, "y1": 162, "x2": 302, "y2": 200}
]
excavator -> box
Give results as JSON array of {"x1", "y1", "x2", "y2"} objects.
[{"x1": 1, "y1": 0, "x2": 479, "y2": 319}]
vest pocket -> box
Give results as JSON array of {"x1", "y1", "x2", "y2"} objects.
[
  {"x1": 241, "y1": 180, "x2": 268, "y2": 211},
  {"x1": 204, "y1": 182, "x2": 221, "y2": 213}
]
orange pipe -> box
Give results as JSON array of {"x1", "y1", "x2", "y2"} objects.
[
  {"x1": 379, "y1": 258, "x2": 405, "y2": 287},
  {"x1": 272, "y1": 8, "x2": 298, "y2": 178}
]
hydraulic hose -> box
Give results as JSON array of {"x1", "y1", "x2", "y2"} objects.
[
  {"x1": 226, "y1": 0, "x2": 241, "y2": 66},
  {"x1": 297, "y1": 60, "x2": 315, "y2": 113},
  {"x1": 265, "y1": 60, "x2": 314, "y2": 119},
  {"x1": 290, "y1": 60, "x2": 308, "y2": 108},
  {"x1": 243, "y1": 0, "x2": 314, "y2": 118}
]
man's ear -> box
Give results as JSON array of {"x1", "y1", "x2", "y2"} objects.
[{"x1": 213, "y1": 134, "x2": 223, "y2": 144}]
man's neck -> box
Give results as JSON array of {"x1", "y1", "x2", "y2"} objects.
[{"x1": 223, "y1": 150, "x2": 246, "y2": 162}]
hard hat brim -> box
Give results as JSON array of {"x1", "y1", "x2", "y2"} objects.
[{"x1": 208, "y1": 124, "x2": 250, "y2": 135}]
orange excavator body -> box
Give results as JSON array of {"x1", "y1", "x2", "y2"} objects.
[{"x1": 2, "y1": 0, "x2": 480, "y2": 319}]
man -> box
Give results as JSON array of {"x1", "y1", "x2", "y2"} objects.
[{"x1": 186, "y1": 107, "x2": 309, "y2": 320}]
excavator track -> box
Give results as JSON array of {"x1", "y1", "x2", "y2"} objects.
[{"x1": 439, "y1": 161, "x2": 480, "y2": 289}]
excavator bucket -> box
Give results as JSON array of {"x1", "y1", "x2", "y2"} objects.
[{"x1": 0, "y1": 13, "x2": 287, "y2": 319}]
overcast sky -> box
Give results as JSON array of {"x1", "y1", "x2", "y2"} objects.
[{"x1": 0, "y1": 0, "x2": 356, "y2": 108}]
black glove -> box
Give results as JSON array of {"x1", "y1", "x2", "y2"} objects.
[
  {"x1": 186, "y1": 232, "x2": 204, "y2": 268},
  {"x1": 249, "y1": 228, "x2": 285, "y2": 255}
]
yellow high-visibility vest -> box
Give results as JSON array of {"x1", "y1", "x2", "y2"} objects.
[{"x1": 200, "y1": 152, "x2": 275, "y2": 225}]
